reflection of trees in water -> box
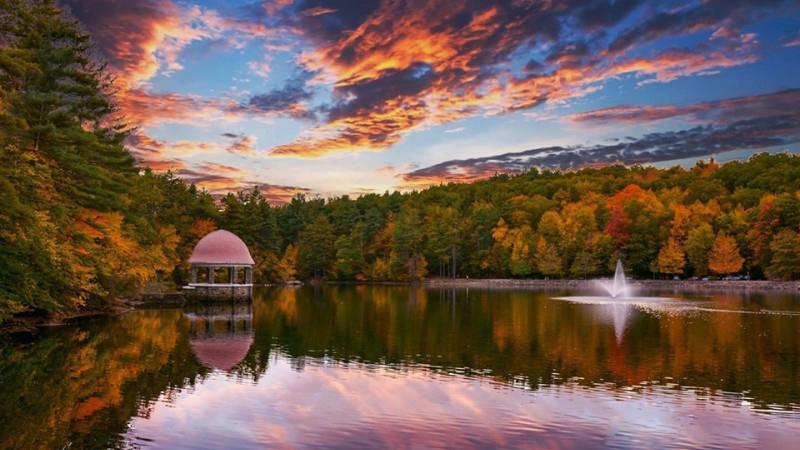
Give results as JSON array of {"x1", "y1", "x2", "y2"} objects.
[
  {"x1": 0, "y1": 311, "x2": 207, "y2": 450},
  {"x1": 0, "y1": 287, "x2": 797, "y2": 449},
  {"x1": 251, "y1": 286, "x2": 800, "y2": 409}
]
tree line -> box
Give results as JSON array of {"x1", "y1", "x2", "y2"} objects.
[
  {"x1": 2, "y1": 0, "x2": 800, "y2": 322},
  {"x1": 219, "y1": 152, "x2": 800, "y2": 285}
]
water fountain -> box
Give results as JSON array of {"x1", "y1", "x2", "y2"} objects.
[
  {"x1": 553, "y1": 259, "x2": 669, "y2": 342},
  {"x1": 599, "y1": 259, "x2": 629, "y2": 299}
]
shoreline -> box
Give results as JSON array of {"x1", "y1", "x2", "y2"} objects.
[
  {"x1": 423, "y1": 278, "x2": 800, "y2": 292},
  {"x1": 4, "y1": 279, "x2": 798, "y2": 334}
]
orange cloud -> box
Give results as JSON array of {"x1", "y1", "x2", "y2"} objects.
[
  {"x1": 63, "y1": 0, "x2": 273, "y2": 89},
  {"x1": 265, "y1": 0, "x2": 767, "y2": 158},
  {"x1": 116, "y1": 89, "x2": 243, "y2": 127}
]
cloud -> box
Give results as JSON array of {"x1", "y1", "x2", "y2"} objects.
[
  {"x1": 124, "y1": 133, "x2": 310, "y2": 200},
  {"x1": 125, "y1": 131, "x2": 224, "y2": 168},
  {"x1": 247, "y1": 60, "x2": 272, "y2": 79},
  {"x1": 606, "y1": 0, "x2": 779, "y2": 54},
  {"x1": 264, "y1": 0, "x2": 780, "y2": 157},
  {"x1": 62, "y1": 0, "x2": 273, "y2": 88},
  {"x1": 176, "y1": 163, "x2": 311, "y2": 204},
  {"x1": 117, "y1": 89, "x2": 243, "y2": 126},
  {"x1": 569, "y1": 89, "x2": 800, "y2": 124},
  {"x1": 782, "y1": 30, "x2": 800, "y2": 47},
  {"x1": 253, "y1": 183, "x2": 312, "y2": 205},
  {"x1": 301, "y1": 6, "x2": 338, "y2": 17},
  {"x1": 403, "y1": 93, "x2": 800, "y2": 184},
  {"x1": 222, "y1": 133, "x2": 258, "y2": 155},
  {"x1": 241, "y1": 73, "x2": 315, "y2": 119},
  {"x1": 444, "y1": 127, "x2": 465, "y2": 133}
]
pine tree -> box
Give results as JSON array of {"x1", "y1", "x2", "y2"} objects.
[{"x1": 297, "y1": 215, "x2": 336, "y2": 278}]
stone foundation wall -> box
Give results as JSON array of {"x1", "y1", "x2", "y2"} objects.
[
  {"x1": 185, "y1": 285, "x2": 253, "y2": 301},
  {"x1": 423, "y1": 278, "x2": 800, "y2": 292}
]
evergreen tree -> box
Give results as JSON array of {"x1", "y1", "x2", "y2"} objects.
[{"x1": 297, "y1": 214, "x2": 335, "y2": 278}]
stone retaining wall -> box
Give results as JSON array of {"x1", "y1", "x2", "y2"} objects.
[
  {"x1": 184, "y1": 285, "x2": 253, "y2": 300},
  {"x1": 423, "y1": 278, "x2": 800, "y2": 292}
]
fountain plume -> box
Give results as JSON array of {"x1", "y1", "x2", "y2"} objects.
[{"x1": 599, "y1": 259, "x2": 628, "y2": 298}]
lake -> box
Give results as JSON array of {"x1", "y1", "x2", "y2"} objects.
[{"x1": 1, "y1": 285, "x2": 799, "y2": 449}]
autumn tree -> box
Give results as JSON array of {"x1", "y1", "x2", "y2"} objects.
[
  {"x1": 275, "y1": 244, "x2": 298, "y2": 282},
  {"x1": 657, "y1": 237, "x2": 685, "y2": 275},
  {"x1": 685, "y1": 223, "x2": 715, "y2": 277},
  {"x1": 708, "y1": 232, "x2": 744, "y2": 276},
  {"x1": 535, "y1": 237, "x2": 562, "y2": 277}
]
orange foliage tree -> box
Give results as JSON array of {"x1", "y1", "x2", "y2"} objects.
[{"x1": 708, "y1": 232, "x2": 744, "y2": 276}]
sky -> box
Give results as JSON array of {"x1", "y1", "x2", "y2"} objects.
[{"x1": 59, "y1": 0, "x2": 800, "y2": 203}]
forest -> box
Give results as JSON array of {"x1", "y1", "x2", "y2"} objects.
[{"x1": 2, "y1": 0, "x2": 800, "y2": 322}]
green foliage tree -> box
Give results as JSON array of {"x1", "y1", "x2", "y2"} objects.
[
  {"x1": 334, "y1": 229, "x2": 366, "y2": 279},
  {"x1": 297, "y1": 214, "x2": 336, "y2": 278},
  {"x1": 767, "y1": 229, "x2": 800, "y2": 280}
]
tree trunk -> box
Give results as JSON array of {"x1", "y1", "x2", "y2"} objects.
[{"x1": 451, "y1": 243, "x2": 457, "y2": 278}]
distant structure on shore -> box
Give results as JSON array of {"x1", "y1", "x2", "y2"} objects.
[{"x1": 184, "y1": 229, "x2": 254, "y2": 300}]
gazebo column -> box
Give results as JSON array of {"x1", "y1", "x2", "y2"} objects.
[
  {"x1": 191, "y1": 266, "x2": 198, "y2": 284},
  {"x1": 246, "y1": 267, "x2": 253, "y2": 285},
  {"x1": 208, "y1": 266, "x2": 215, "y2": 284},
  {"x1": 230, "y1": 266, "x2": 236, "y2": 284}
]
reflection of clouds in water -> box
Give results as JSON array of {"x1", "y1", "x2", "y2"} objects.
[{"x1": 124, "y1": 354, "x2": 800, "y2": 449}]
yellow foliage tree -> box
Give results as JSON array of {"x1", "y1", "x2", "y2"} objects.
[
  {"x1": 657, "y1": 237, "x2": 685, "y2": 275},
  {"x1": 276, "y1": 244, "x2": 298, "y2": 281},
  {"x1": 535, "y1": 237, "x2": 562, "y2": 277},
  {"x1": 708, "y1": 232, "x2": 744, "y2": 275}
]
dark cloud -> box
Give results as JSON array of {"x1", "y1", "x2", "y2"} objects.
[
  {"x1": 576, "y1": 0, "x2": 645, "y2": 31},
  {"x1": 608, "y1": 0, "x2": 783, "y2": 54},
  {"x1": 570, "y1": 89, "x2": 800, "y2": 124},
  {"x1": 244, "y1": 73, "x2": 315, "y2": 119},
  {"x1": 404, "y1": 107, "x2": 800, "y2": 184},
  {"x1": 327, "y1": 62, "x2": 436, "y2": 121}
]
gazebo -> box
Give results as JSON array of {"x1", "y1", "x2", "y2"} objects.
[{"x1": 184, "y1": 229, "x2": 255, "y2": 300}]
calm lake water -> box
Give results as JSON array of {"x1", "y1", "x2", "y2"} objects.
[{"x1": 1, "y1": 286, "x2": 799, "y2": 449}]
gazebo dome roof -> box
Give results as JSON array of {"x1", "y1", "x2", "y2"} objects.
[{"x1": 188, "y1": 229, "x2": 255, "y2": 265}]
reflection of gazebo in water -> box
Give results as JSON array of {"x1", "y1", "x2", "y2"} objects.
[
  {"x1": 184, "y1": 229, "x2": 254, "y2": 300},
  {"x1": 185, "y1": 302, "x2": 254, "y2": 371}
]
